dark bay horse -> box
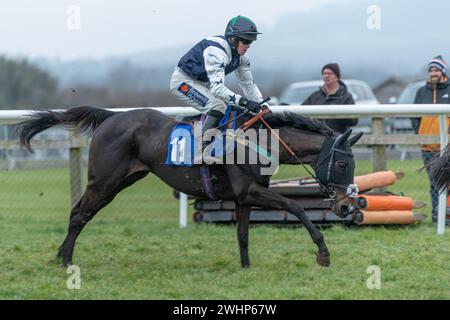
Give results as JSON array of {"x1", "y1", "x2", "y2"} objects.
[
  {"x1": 17, "y1": 106, "x2": 362, "y2": 268},
  {"x1": 428, "y1": 144, "x2": 450, "y2": 193}
]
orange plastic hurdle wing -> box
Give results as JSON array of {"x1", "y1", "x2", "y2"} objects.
[
  {"x1": 354, "y1": 171, "x2": 404, "y2": 192},
  {"x1": 354, "y1": 210, "x2": 415, "y2": 225},
  {"x1": 357, "y1": 195, "x2": 415, "y2": 211}
]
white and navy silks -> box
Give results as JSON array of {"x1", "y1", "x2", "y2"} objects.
[{"x1": 169, "y1": 35, "x2": 264, "y2": 115}]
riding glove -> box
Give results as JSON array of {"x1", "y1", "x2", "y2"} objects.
[{"x1": 239, "y1": 98, "x2": 262, "y2": 113}]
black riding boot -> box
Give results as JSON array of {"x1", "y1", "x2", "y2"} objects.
[{"x1": 201, "y1": 110, "x2": 223, "y2": 162}]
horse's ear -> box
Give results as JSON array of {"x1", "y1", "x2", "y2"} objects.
[
  {"x1": 348, "y1": 132, "x2": 363, "y2": 146},
  {"x1": 335, "y1": 129, "x2": 353, "y2": 146}
]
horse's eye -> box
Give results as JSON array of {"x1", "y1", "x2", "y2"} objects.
[{"x1": 337, "y1": 161, "x2": 348, "y2": 169}]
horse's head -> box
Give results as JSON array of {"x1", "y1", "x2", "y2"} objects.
[{"x1": 314, "y1": 129, "x2": 363, "y2": 218}]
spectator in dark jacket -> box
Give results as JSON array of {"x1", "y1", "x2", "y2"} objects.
[
  {"x1": 302, "y1": 63, "x2": 357, "y2": 133},
  {"x1": 410, "y1": 55, "x2": 450, "y2": 222}
]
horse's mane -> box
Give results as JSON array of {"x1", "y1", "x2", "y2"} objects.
[{"x1": 264, "y1": 111, "x2": 334, "y2": 137}]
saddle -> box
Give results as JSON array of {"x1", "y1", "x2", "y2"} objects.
[{"x1": 166, "y1": 106, "x2": 272, "y2": 200}]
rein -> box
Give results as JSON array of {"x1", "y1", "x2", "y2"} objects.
[
  {"x1": 212, "y1": 103, "x2": 357, "y2": 204},
  {"x1": 241, "y1": 109, "x2": 336, "y2": 200},
  {"x1": 241, "y1": 109, "x2": 358, "y2": 204}
]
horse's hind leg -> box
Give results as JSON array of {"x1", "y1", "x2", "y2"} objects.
[
  {"x1": 56, "y1": 201, "x2": 82, "y2": 260},
  {"x1": 57, "y1": 187, "x2": 110, "y2": 266},
  {"x1": 57, "y1": 162, "x2": 149, "y2": 266}
]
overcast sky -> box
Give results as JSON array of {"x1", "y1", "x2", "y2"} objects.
[{"x1": 0, "y1": 0, "x2": 351, "y2": 60}]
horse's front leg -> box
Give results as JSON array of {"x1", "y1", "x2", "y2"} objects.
[
  {"x1": 243, "y1": 183, "x2": 330, "y2": 267},
  {"x1": 235, "y1": 203, "x2": 251, "y2": 268}
]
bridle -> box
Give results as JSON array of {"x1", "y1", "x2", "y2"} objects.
[{"x1": 313, "y1": 138, "x2": 359, "y2": 203}]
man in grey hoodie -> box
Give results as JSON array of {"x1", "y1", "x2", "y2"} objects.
[{"x1": 302, "y1": 63, "x2": 357, "y2": 133}]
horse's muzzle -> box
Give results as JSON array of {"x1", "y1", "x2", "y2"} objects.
[{"x1": 335, "y1": 202, "x2": 355, "y2": 218}]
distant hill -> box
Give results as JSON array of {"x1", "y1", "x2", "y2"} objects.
[{"x1": 33, "y1": 0, "x2": 450, "y2": 92}]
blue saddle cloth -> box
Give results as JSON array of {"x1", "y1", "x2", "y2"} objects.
[
  {"x1": 165, "y1": 106, "x2": 239, "y2": 166},
  {"x1": 165, "y1": 123, "x2": 196, "y2": 166}
]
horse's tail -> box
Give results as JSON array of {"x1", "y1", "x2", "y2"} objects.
[
  {"x1": 16, "y1": 106, "x2": 116, "y2": 151},
  {"x1": 426, "y1": 144, "x2": 450, "y2": 193}
]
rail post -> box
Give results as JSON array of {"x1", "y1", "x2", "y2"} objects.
[
  {"x1": 371, "y1": 117, "x2": 387, "y2": 192},
  {"x1": 437, "y1": 114, "x2": 449, "y2": 235}
]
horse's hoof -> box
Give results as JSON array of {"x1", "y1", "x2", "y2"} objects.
[
  {"x1": 240, "y1": 260, "x2": 250, "y2": 268},
  {"x1": 316, "y1": 252, "x2": 330, "y2": 267}
]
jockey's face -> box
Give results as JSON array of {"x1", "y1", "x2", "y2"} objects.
[{"x1": 237, "y1": 38, "x2": 252, "y2": 56}]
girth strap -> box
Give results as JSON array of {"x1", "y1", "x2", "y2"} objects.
[{"x1": 199, "y1": 166, "x2": 218, "y2": 201}]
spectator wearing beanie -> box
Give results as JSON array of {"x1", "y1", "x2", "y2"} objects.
[
  {"x1": 302, "y1": 63, "x2": 358, "y2": 133},
  {"x1": 410, "y1": 55, "x2": 450, "y2": 223}
]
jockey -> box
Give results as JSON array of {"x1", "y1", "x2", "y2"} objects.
[{"x1": 170, "y1": 15, "x2": 267, "y2": 152}]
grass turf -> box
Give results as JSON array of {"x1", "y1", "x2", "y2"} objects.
[{"x1": 0, "y1": 161, "x2": 449, "y2": 299}]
